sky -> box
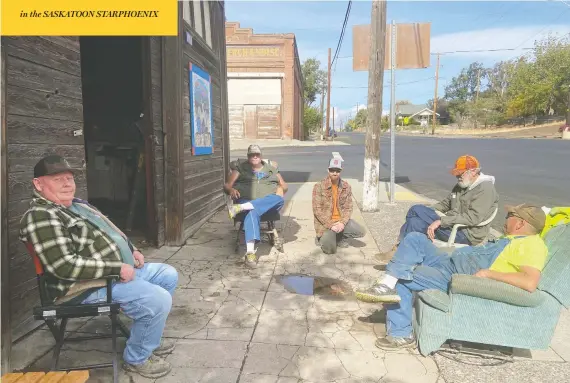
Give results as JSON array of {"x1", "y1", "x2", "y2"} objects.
[{"x1": 225, "y1": 0, "x2": 570, "y2": 128}]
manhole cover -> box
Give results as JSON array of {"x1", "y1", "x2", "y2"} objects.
[{"x1": 274, "y1": 274, "x2": 353, "y2": 298}]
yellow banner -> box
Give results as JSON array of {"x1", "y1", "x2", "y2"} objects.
[{"x1": 1, "y1": 0, "x2": 178, "y2": 36}]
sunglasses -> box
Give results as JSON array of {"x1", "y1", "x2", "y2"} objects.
[{"x1": 506, "y1": 212, "x2": 521, "y2": 220}]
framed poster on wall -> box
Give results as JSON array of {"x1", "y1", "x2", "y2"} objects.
[{"x1": 189, "y1": 63, "x2": 214, "y2": 155}]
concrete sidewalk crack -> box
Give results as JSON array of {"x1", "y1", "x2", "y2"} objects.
[{"x1": 235, "y1": 199, "x2": 295, "y2": 383}]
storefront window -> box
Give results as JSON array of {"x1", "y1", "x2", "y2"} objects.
[{"x1": 182, "y1": 1, "x2": 213, "y2": 49}]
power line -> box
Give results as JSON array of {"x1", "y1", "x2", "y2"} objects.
[
  {"x1": 331, "y1": 1, "x2": 352, "y2": 68},
  {"x1": 333, "y1": 77, "x2": 437, "y2": 89}
]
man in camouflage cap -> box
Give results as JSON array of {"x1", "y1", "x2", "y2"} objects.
[
  {"x1": 224, "y1": 145, "x2": 288, "y2": 267},
  {"x1": 20, "y1": 155, "x2": 178, "y2": 379}
]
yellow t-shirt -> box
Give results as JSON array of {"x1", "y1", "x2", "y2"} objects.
[
  {"x1": 331, "y1": 184, "x2": 341, "y2": 222},
  {"x1": 489, "y1": 235, "x2": 548, "y2": 273}
]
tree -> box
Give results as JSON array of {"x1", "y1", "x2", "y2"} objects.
[
  {"x1": 301, "y1": 58, "x2": 327, "y2": 107},
  {"x1": 303, "y1": 106, "x2": 323, "y2": 136},
  {"x1": 346, "y1": 108, "x2": 368, "y2": 131}
]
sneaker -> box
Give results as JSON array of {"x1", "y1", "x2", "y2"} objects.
[
  {"x1": 228, "y1": 204, "x2": 243, "y2": 220},
  {"x1": 355, "y1": 283, "x2": 401, "y2": 303},
  {"x1": 375, "y1": 335, "x2": 416, "y2": 350},
  {"x1": 123, "y1": 354, "x2": 172, "y2": 379},
  {"x1": 374, "y1": 245, "x2": 398, "y2": 263},
  {"x1": 337, "y1": 238, "x2": 350, "y2": 248},
  {"x1": 153, "y1": 339, "x2": 176, "y2": 356},
  {"x1": 244, "y1": 251, "x2": 258, "y2": 268}
]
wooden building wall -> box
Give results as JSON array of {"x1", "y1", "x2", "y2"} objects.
[
  {"x1": 181, "y1": 1, "x2": 228, "y2": 240},
  {"x1": 3, "y1": 36, "x2": 87, "y2": 340}
]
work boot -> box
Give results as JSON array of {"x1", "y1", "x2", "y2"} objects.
[
  {"x1": 153, "y1": 339, "x2": 176, "y2": 357},
  {"x1": 355, "y1": 283, "x2": 401, "y2": 303},
  {"x1": 244, "y1": 250, "x2": 258, "y2": 268},
  {"x1": 374, "y1": 244, "x2": 398, "y2": 263},
  {"x1": 123, "y1": 354, "x2": 172, "y2": 379},
  {"x1": 375, "y1": 335, "x2": 416, "y2": 350}
]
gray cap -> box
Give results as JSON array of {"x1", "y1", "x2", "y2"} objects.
[
  {"x1": 328, "y1": 158, "x2": 343, "y2": 170},
  {"x1": 247, "y1": 144, "x2": 262, "y2": 155}
]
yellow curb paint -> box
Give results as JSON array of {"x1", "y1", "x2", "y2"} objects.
[{"x1": 387, "y1": 191, "x2": 426, "y2": 202}]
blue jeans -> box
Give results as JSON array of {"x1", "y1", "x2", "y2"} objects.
[
  {"x1": 237, "y1": 194, "x2": 284, "y2": 243},
  {"x1": 82, "y1": 263, "x2": 178, "y2": 365},
  {"x1": 385, "y1": 233, "x2": 456, "y2": 338},
  {"x1": 400, "y1": 205, "x2": 471, "y2": 245}
]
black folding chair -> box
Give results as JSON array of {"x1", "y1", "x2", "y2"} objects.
[
  {"x1": 25, "y1": 242, "x2": 130, "y2": 383},
  {"x1": 233, "y1": 208, "x2": 284, "y2": 253}
]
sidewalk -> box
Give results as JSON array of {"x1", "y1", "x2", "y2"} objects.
[
  {"x1": 11, "y1": 182, "x2": 569, "y2": 382},
  {"x1": 14, "y1": 182, "x2": 440, "y2": 383},
  {"x1": 231, "y1": 138, "x2": 349, "y2": 150}
]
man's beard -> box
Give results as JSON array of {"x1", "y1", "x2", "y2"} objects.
[{"x1": 457, "y1": 179, "x2": 472, "y2": 189}]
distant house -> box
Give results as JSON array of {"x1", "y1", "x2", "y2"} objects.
[{"x1": 396, "y1": 104, "x2": 439, "y2": 122}]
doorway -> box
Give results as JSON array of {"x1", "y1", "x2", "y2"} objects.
[{"x1": 79, "y1": 37, "x2": 154, "y2": 243}]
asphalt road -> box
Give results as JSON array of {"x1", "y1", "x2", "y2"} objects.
[{"x1": 231, "y1": 132, "x2": 569, "y2": 230}]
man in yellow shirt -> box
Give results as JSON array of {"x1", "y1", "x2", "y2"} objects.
[
  {"x1": 355, "y1": 203, "x2": 547, "y2": 350},
  {"x1": 312, "y1": 158, "x2": 365, "y2": 254}
]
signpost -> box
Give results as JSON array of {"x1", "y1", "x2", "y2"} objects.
[{"x1": 353, "y1": 21, "x2": 430, "y2": 208}]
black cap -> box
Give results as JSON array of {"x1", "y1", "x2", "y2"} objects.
[{"x1": 33, "y1": 155, "x2": 76, "y2": 178}]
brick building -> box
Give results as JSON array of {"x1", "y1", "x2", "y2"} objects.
[{"x1": 225, "y1": 22, "x2": 304, "y2": 140}]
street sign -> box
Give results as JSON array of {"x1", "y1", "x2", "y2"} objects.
[{"x1": 352, "y1": 23, "x2": 431, "y2": 71}]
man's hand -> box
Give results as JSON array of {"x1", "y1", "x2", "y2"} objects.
[
  {"x1": 427, "y1": 220, "x2": 442, "y2": 241},
  {"x1": 133, "y1": 250, "x2": 145, "y2": 269},
  {"x1": 474, "y1": 269, "x2": 490, "y2": 278},
  {"x1": 230, "y1": 188, "x2": 241, "y2": 200},
  {"x1": 120, "y1": 263, "x2": 136, "y2": 283},
  {"x1": 331, "y1": 222, "x2": 345, "y2": 233}
]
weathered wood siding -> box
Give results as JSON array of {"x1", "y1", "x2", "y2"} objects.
[
  {"x1": 148, "y1": 37, "x2": 166, "y2": 246},
  {"x1": 229, "y1": 105, "x2": 244, "y2": 139},
  {"x1": 3, "y1": 37, "x2": 86, "y2": 340},
  {"x1": 256, "y1": 105, "x2": 281, "y2": 138},
  {"x1": 181, "y1": 1, "x2": 228, "y2": 239}
]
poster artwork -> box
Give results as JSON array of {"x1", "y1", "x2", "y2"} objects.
[{"x1": 189, "y1": 63, "x2": 214, "y2": 155}]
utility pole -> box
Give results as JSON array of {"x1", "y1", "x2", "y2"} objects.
[
  {"x1": 566, "y1": 84, "x2": 570, "y2": 126},
  {"x1": 431, "y1": 53, "x2": 440, "y2": 135},
  {"x1": 362, "y1": 0, "x2": 387, "y2": 212},
  {"x1": 332, "y1": 107, "x2": 335, "y2": 132},
  {"x1": 326, "y1": 47, "x2": 332, "y2": 139},
  {"x1": 475, "y1": 68, "x2": 481, "y2": 102},
  {"x1": 319, "y1": 91, "x2": 325, "y2": 138}
]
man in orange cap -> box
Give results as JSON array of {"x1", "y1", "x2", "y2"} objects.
[{"x1": 376, "y1": 155, "x2": 498, "y2": 262}]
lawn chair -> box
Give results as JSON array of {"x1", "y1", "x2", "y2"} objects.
[
  {"x1": 227, "y1": 158, "x2": 284, "y2": 254},
  {"x1": 24, "y1": 242, "x2": 130, "y2": 383},
  {"x1": 432, "y1": 207, "x2": 498, "y2": 249},
  {"x1": 413, "y1": 221, "x2": 570, "y2": 356}
]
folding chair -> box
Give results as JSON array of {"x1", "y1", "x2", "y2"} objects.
[
  {"x1": 232, "y1": 206, "x2": 284, "y2": 254},
  {"x1": 432, "y1": 207, "x2": 499, "y2": 249},
  {"x1": 24, "y1": 243, "x2": 130, "y2": 383},
  {"x1": 227, "y1": 158, "x2": 284, "y2": 254}
]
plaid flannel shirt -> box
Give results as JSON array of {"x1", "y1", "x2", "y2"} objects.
[
  {"x1": 312, "y1": 177, "x2": 353, "y2": 237},
  {"x1": 19, "y1": 191, "x2": 125, "y2": 302}
]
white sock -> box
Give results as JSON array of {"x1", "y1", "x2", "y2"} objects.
[
  {"x1": 240, "y1": 202, "x2": 254, "y2": 210},
  {"x1": 379, "y1": 274, "x2": 398, "y2": 289},
  {"x1": 246, "y1": 241, "x2": 255, "y2": 253}
]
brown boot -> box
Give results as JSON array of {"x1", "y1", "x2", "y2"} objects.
[{"x1": 374, "y1": 244, "x2": 398, "y2": 263}]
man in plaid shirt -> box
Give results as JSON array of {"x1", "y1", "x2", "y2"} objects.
[
  {"x1": 20, "y1": 155, "x2": 178, "y2": 379},
  {"x1": 312, "y1": 158, "x2": 365, "y2": 254}
]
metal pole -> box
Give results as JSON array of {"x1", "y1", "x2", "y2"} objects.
[
  {"x1": 326, "y1": 48, "x2": 332, "y2": 139},
  {"x1": 432, "y1": 53, "x2": 440, "y2": 135},
  {"x1": 389, "y1": 20, "x2": 397, "y2": 204}
]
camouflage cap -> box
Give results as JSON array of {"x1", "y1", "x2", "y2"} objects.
[
  {"x1": 247, "y1": 144, "x2": 262, "y2": 155},
  {"x1": 33, "y1": 155, "x2": 76, "y2": 178}
]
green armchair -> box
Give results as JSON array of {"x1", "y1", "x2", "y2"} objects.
[{"x1": 413, "y1": 222, "x2": 570, "y2": 356}]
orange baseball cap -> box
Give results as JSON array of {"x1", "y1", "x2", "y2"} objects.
[{"x1": 451, "y1": 155, "x2": 480, "y2": 176}]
